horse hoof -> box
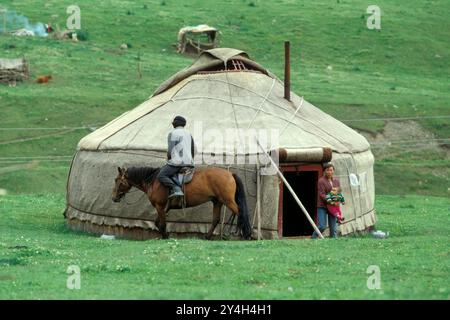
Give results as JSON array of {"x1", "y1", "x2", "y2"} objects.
[{"x1": 203, "y1": 234, "x2": 212, "y2": 240}]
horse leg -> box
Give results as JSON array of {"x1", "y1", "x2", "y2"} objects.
[
  {"x1": 151, "y1": 200, "x2": 161, "y2": 234},
  {"x1": 155, "y1": 216, "x2": 160, "y2": 230},
  {"x1": 205, "y1": 202, "x2": 222, "y2": 240},
  {"x1": 223, "y1": 199, "x2": 240, "y2": 235},
  {"x1": 155, "y1": 205, "x2": 169, "y2": 239}
]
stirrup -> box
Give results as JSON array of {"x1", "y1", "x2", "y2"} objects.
[
  {"x1": 165, "y1": 195, "x2": 184, "y2": 213},
  {"x1": 168, "y1": 190, "x2": 184, "y2": 199}
]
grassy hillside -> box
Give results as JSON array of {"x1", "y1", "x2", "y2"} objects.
[
  {"x1": 0, "y1": 194, "x2": 448, "y2": 299},
  {"x1": 0, "y1": 0, "x2": 449, "y2": 195}
]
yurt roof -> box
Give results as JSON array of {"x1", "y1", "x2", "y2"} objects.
[{"x1": 78, "y1": 48, "x2": 370, "y2": 154}]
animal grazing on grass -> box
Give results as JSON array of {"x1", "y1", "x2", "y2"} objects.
[{"x1": 36, "y1": 75, "x2": 52, "y2": 84}]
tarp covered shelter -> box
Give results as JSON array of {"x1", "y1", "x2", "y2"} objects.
[
  {"x1": 0, "y1": 58, "x2": 29, "y2": 84},
  {"x1": 65, "y1": 48, "x2": 376, "y2": 239},
  {"x1": 177, "y1": 24, "x2": 219, "y2": 54}
]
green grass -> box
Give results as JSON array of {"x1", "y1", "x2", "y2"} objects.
[
  {"x1": 0, "y1": 1, "x2": 449, "y2": 299},
  {"x1": 0, "y1": 0, "x2": 449, "y2": 196},
  {"x1": 0, "y1": 193, "x2": 448, "y2": 299}
]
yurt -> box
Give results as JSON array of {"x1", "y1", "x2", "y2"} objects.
[{"x1": 64, "y1": 48, "x2": 376, "y2": 239}]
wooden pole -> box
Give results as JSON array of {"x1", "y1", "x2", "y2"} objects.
[
  {"x1": 284, "y1": 41, "x2": 291, "y2": 101},
  {"x1": 256, "y1": 162, "x2": 261, "y2": 240},
  {"x1": 137, "y1": 51, "x2": 142, "y2": 79},
  {"x1": 256, "y1": 140, "x2": 324, "y2": 239}
]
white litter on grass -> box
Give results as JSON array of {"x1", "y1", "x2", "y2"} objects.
[
  {"x1": 0, "y1": 188, "x2": 7, "y2": 196},
  {"x1": 372, "y1": 230, "x2": 389, "y2": 239},
  {"x1": 100, "y1": 234, "x2": 115, "y2": 240}
]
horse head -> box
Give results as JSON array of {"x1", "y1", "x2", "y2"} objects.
[{"x1": 112, "y1": 167, "x2": 132, "y2": 202}]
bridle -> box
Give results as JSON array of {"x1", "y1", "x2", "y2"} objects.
[
  {"x1": 123, "y1": 177, "x2": 151, "y2": 205},
  {"x1": 114, "y1": 168, "x2": 157, "y2": 205}
]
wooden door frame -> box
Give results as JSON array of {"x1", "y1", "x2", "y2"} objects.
[{"x1": 277, "y1": 163, "x2": 323, "y2": 238}]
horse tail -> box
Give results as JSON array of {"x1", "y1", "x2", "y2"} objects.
[{"x1": 232, "y1": 173, "x2": 252, "y2": 240}]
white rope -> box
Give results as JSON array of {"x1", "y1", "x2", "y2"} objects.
[
  {"x1": 246, "y1": 78, "x2": 276, "y2": 129},
  {"x1": 223, "y1": 69, "x2": 258, "y2": 199},
  {"x1": 193, "y1": 77, "x2": 291, "y2": 114},
  {"x1": 279, "y1": 96, "x2": 304, "y2": 137},
  {"x1": 173, "y1": 95, "x2": 349, "y2": 150}
]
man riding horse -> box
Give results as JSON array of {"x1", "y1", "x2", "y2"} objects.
[
  {"x1": 156, "y1": 115, "x2": 196, "y2": 200},
  {"x1": 112, "y1": 115, "x2": 252, "y2": 239}
]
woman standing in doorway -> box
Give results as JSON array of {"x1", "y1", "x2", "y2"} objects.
[{"x1": 312, "y1": 163, "x2": 340, "y2": 238}]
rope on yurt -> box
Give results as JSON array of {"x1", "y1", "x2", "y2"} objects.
[
  {"x1": 278, "y1": 96, "x2": 304, "y2": 137},
  {"x1": 199, "y1": 77, "x2": 292, "y2": 114},
  {"x1": 173, "y1": 94, "x2": 334, "y2": 147},
  {"x1": 177, "y1": 75, "x2": 356, "y2": 154},
  {"x1": 197, "y1": 78, "x2": 347, "y2": 149},
  {"x1": 224, "y1": 61, "x2": 241, "y2": 134},
  {"x1": 223, "y1": 64, "x2": 257, "y2": 199},
  {"x1": 173, "y1": 95, "x2": 300, "y2": 127},
  {"x1": 200, "y1": 77, "x2": 361, "y2": 147},
  {"x1": 94, "y1": 97, "x2": 179, "y2": 149},
  {"x1": 246, "y1": 78, "x2": 276, "y2": 129},
  {"x1": 244, "y1": 77, "x2": 276, "y2": 207}
]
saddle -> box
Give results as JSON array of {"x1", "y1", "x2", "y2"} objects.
[
  {"x1": 165, "y1": 167, "x2": 195, "y2": 212},
  {"x1": 170, "y1": 167, "x2": 195, "y2": 187}
]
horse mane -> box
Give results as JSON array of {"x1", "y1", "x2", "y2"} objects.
[{"x1": 126, "y1": 167, "x2": 160, "y2": 185}]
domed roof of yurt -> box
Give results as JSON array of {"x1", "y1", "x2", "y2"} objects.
[{"x1": 65, "y1": 48, "x2": 376, "y2": 239}]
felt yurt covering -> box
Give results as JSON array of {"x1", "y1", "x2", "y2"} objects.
[{"x1": 64, "y1": 48, "x2": 376, "y2": 239}]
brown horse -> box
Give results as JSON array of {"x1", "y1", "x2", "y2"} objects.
[{"x1": 112, "y1": 167, "x2": 252, "y2": 240}]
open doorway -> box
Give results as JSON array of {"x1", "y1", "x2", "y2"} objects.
[{"x1": 281, "y1": 170, "x2": 318, "y2": 237}]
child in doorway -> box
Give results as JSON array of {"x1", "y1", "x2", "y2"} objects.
[{"x1": 326, "y1": 187, "x2": 345, "y2": 224}]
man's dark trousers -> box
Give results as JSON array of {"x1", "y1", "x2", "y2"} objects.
[{"x1": 157, "y1": 164, "x2": 182, "y2": 193}]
